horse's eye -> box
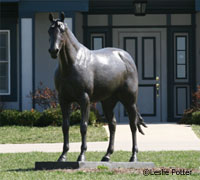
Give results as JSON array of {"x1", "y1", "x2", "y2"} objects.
[{"x1": 59, "y1": 24, "x2": 65, "y2": 32}]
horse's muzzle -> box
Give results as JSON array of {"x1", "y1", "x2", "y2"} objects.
[{"x1": 48, "y1": 48, "x2": 59, "y2": 59}]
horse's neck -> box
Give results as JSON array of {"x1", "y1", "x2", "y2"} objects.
[
  {"x1": 58, "y1": 29, "x2": 88, "y2": 74},
  {"x1": 65, "y1": 29, "x2": 81, "y2": 52}
]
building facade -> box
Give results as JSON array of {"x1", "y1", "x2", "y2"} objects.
[{"x1": 0, "y1": 0, "x2": 200, "y2": 123}]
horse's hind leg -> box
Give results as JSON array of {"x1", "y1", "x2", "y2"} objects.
[
  {"x1": 101, "y1": 98, "x2": 117, "y2": 162},
  {"x1": 125, "y1": 103, "x2": 138, "y2": 162}
]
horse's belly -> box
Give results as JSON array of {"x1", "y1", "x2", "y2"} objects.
[
  {"x1": 91, "y1": 75, "x2": 123, "y2": 102},
  {"x1": 90, "y1": 67, "x2": 126, "y2": 101},
  {"x1": 91, "y1": 87, "x2": 114, "y2": 102}
]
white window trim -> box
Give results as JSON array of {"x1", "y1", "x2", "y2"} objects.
[{"x1": 0, "y1": 30, "x2": 11, "y2": 95}]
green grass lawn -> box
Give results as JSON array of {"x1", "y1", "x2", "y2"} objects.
[
  {"x1": 0, "y1": 151, "x2": 199, "y2": 180},
  {"x1": 192, "y1": 125, "x2": 200, "y2": 139},
  {"x1": 0, "y1": 125, "x2": 108, "y2": 144}
]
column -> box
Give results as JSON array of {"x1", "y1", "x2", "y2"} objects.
[{"x1": 21, "y1": 18, "x2": 33, "y2": 110}]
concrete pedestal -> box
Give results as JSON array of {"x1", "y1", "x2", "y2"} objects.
[{"x1": 35, "y1": 161, "x2": 155, "y2": 170}]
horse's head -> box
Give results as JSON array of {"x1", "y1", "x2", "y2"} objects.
[{"x1": 48, "y1": 12, "x2": 67, "y2": 59}]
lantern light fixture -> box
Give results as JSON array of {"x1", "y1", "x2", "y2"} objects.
[{"x1": 133, "y1": 0, "x2": 147, "y2": 16}]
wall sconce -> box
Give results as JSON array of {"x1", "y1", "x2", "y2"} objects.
[{"x1": 133, "y1": 0, "x2": 147, "y2": 16}]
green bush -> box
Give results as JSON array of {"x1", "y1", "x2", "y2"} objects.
[
  {"x1": 70, "y1": 109, "x2": 81, "y2": 125},
  {"x1": 0, "y1": 110, "x2": 19, "y2": 126},
  {"x1": 17, "y1": 110, "x2": 41, "y2": 126},
  {"x1": 179, "y1": 109, "x2": 193, "y2": 124},
  {"x1": 36, "y1": 106, "x2": 62, "y2": 127},
  {"x1": 0, "y1": 107, "x2": 98, "y2": 127},
  {"x1": 69, "y1": 110, "x2": 97, "y2": 126},
  {"x1": 191, "y1": 111, "x2": 200, "y2": 125},
  {"x1": 179, "y1": 85, "x2": 200, "y2": 125},
  {"x1": 89, "y1": 111, "x2": 97, "y2": 125},
  {"x1": 180, "y1": 110, "x2": 200, "y2": 125}
]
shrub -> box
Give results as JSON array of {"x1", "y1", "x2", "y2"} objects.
[
  {"x1": 29, "y1": 82, "x2": 58, "y2": 109},
  {"x1": 180, "y1": 85, "x2": 200, "y2": 124},
  {"x1": 69, "y1": 110, "x2": 97, "y2": 126},
  {"x1": 180, "y1": 108, "x2": 194, "y2": 124},
  {"x1": 37, "y1": 108, "x2": 97, "y2": 127},
  {"x1": 0, "y1": 97, "x2": 5, "y2": 113},
  {"x1": 192, "y1": 85, "x2": 200, "y2": 109},
  {"x1": 0, "y1": 107, "x2": 98, "y2": 127},
  {"x1": 89, "y1": 111, "x2": 97, "y2": 125},
  {"x1": 17, "y1": 110, "x2": 41, "y2": 126},
  {"x1": 191, "y1": 111, "x2": 200, "y2": 125},
  {"x1": 0, "y1": 110, "x2": 19, "y2": 126},
  {"x1": 70, "y1": 109, "x2": 81, "y2": 125},
  {"x1": 36, "y1": 108, "x2": 97, "y2": 126},
  {"x1": 36, "y1": 106, "x2": 62, "y2": 127}
]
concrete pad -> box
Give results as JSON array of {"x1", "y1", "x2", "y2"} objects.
[
  {"x1": 35, "y1": 161, "x2": 155, "y2": 170},
  {"x1": 104, "y1": 123, "x2": 200, "y2": 151}
]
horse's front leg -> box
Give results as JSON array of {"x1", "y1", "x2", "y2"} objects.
[
  {"x1": 57, "y1": 102, "x2": 71, "y2": 162},
  {"x1": 77, "y1": 93, "x2": 90, "y2": 162}
]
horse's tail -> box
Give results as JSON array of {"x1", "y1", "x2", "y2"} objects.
[{"x1": 136, "y1": 108, "x2": 147, "y2": 135}]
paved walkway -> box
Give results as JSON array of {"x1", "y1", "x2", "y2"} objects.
[
  {"x1": 0, "y1": 123, "x2": 200, "y2": 153},
  {"x1": 106, "y1": 123, "x2": 200, "y2": 151}
]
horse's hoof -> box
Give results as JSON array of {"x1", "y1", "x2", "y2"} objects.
[
  {"x1": 57, "y1": 155, "x2": 66, "y2": 162},
  {"x1": 129, "y1": 156, "x2": 137, "y2": 162},
  {"x1": 77, "y1": 155, "x2": 85, "y2": 162},
  {"x1": 101, "y1": 156, "x2": 110, "y2": 162}
]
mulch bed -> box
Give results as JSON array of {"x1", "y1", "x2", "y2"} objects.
[{"x1": 51, "y1": 167, "x2": 200, "y2": 174}]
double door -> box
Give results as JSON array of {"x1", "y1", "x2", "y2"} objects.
[{"x1": 113, "y1": 29, "x2": 167, "y2": 122}]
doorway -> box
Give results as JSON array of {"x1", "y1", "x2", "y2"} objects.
[{"x1": 113, "y1": 28, "x2": 167, "y2": 122}]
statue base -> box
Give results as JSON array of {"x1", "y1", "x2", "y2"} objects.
[{"x1": 35, "y1": 161, "x2": 155, "y2": 170}]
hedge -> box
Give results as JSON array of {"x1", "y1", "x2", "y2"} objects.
[
  {"x1": 179, "y1": 110, "x2": 200, "y2": 125},
  {"x1": 0, "y1": 110, "x2": 19, "y2": 126},
  {"x1": 190, "y1": 111, "x2": 200, "y2": 125},
  {"x1": 0, "y1": 107, "x2": 97, "y2": 127}
]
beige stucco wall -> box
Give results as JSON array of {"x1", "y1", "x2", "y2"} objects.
[
  {"x1": 196, "y1": 12, "x2": 200, "y2": 85},
  {"x1": 112, "y1": 14, "x2": 167, "y2": 26},
  {"x1": 171, "y1": 14, "x2": 191, "y2": 25},
  {"x1": 88, "y1": 15, "x2": 108, "y2": 26}
]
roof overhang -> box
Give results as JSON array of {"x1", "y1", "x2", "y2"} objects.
[
  {"x1": 89, "y1": 0, "x2": 196, "y2": 14},
  {"x1": 0, "y1": 0, "x2": 19, "y2": 2},
  {"x1": 18, "y1": 0, "x2": 89, "y2": 17},
  {"x1": 196, "y1": 0, "x2": 200, "y2": 11}
]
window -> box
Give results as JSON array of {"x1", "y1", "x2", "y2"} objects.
[
  {"x1": 91, "y1": 34, "x2": 105, "y2": 50},
  {"x1": 0, "y1": 30, "x2": 10, "y2": 95},
  {"x1": 175, "y1": 35, "x2": 187, "y2": 79},
  {"x1": 92, "y1": 36, "x2": 103, "y2": 50}
]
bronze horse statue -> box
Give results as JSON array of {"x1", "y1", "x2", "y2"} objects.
[{"x1": 48, "y1": 12, "x2": 147, "y2": 162}]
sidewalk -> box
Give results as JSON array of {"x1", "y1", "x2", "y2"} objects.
[
  {"x1": 105, "y1": 123, "x2": 200, "y2": 151},
  {"x1": 0, "y1": 123, "x2": 200, "y2": 153}
]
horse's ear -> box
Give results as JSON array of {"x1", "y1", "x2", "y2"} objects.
[
  {"x1": 49, "y1": 13, "x2": 54, "y2": 23},
  {"x1": 60, "y1": 12, "x2": 65, "y2": 22}
]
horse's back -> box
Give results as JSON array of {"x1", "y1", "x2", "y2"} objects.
[
  {"x1": 91, "y1": 48, "x2": 137, "y2": 83},
  {"x1": 89, "y1": 48, "x2": 138, "y2": 102},
  {"x1": 91, "y1": 48, "x2": 137, "y2": 71}
]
